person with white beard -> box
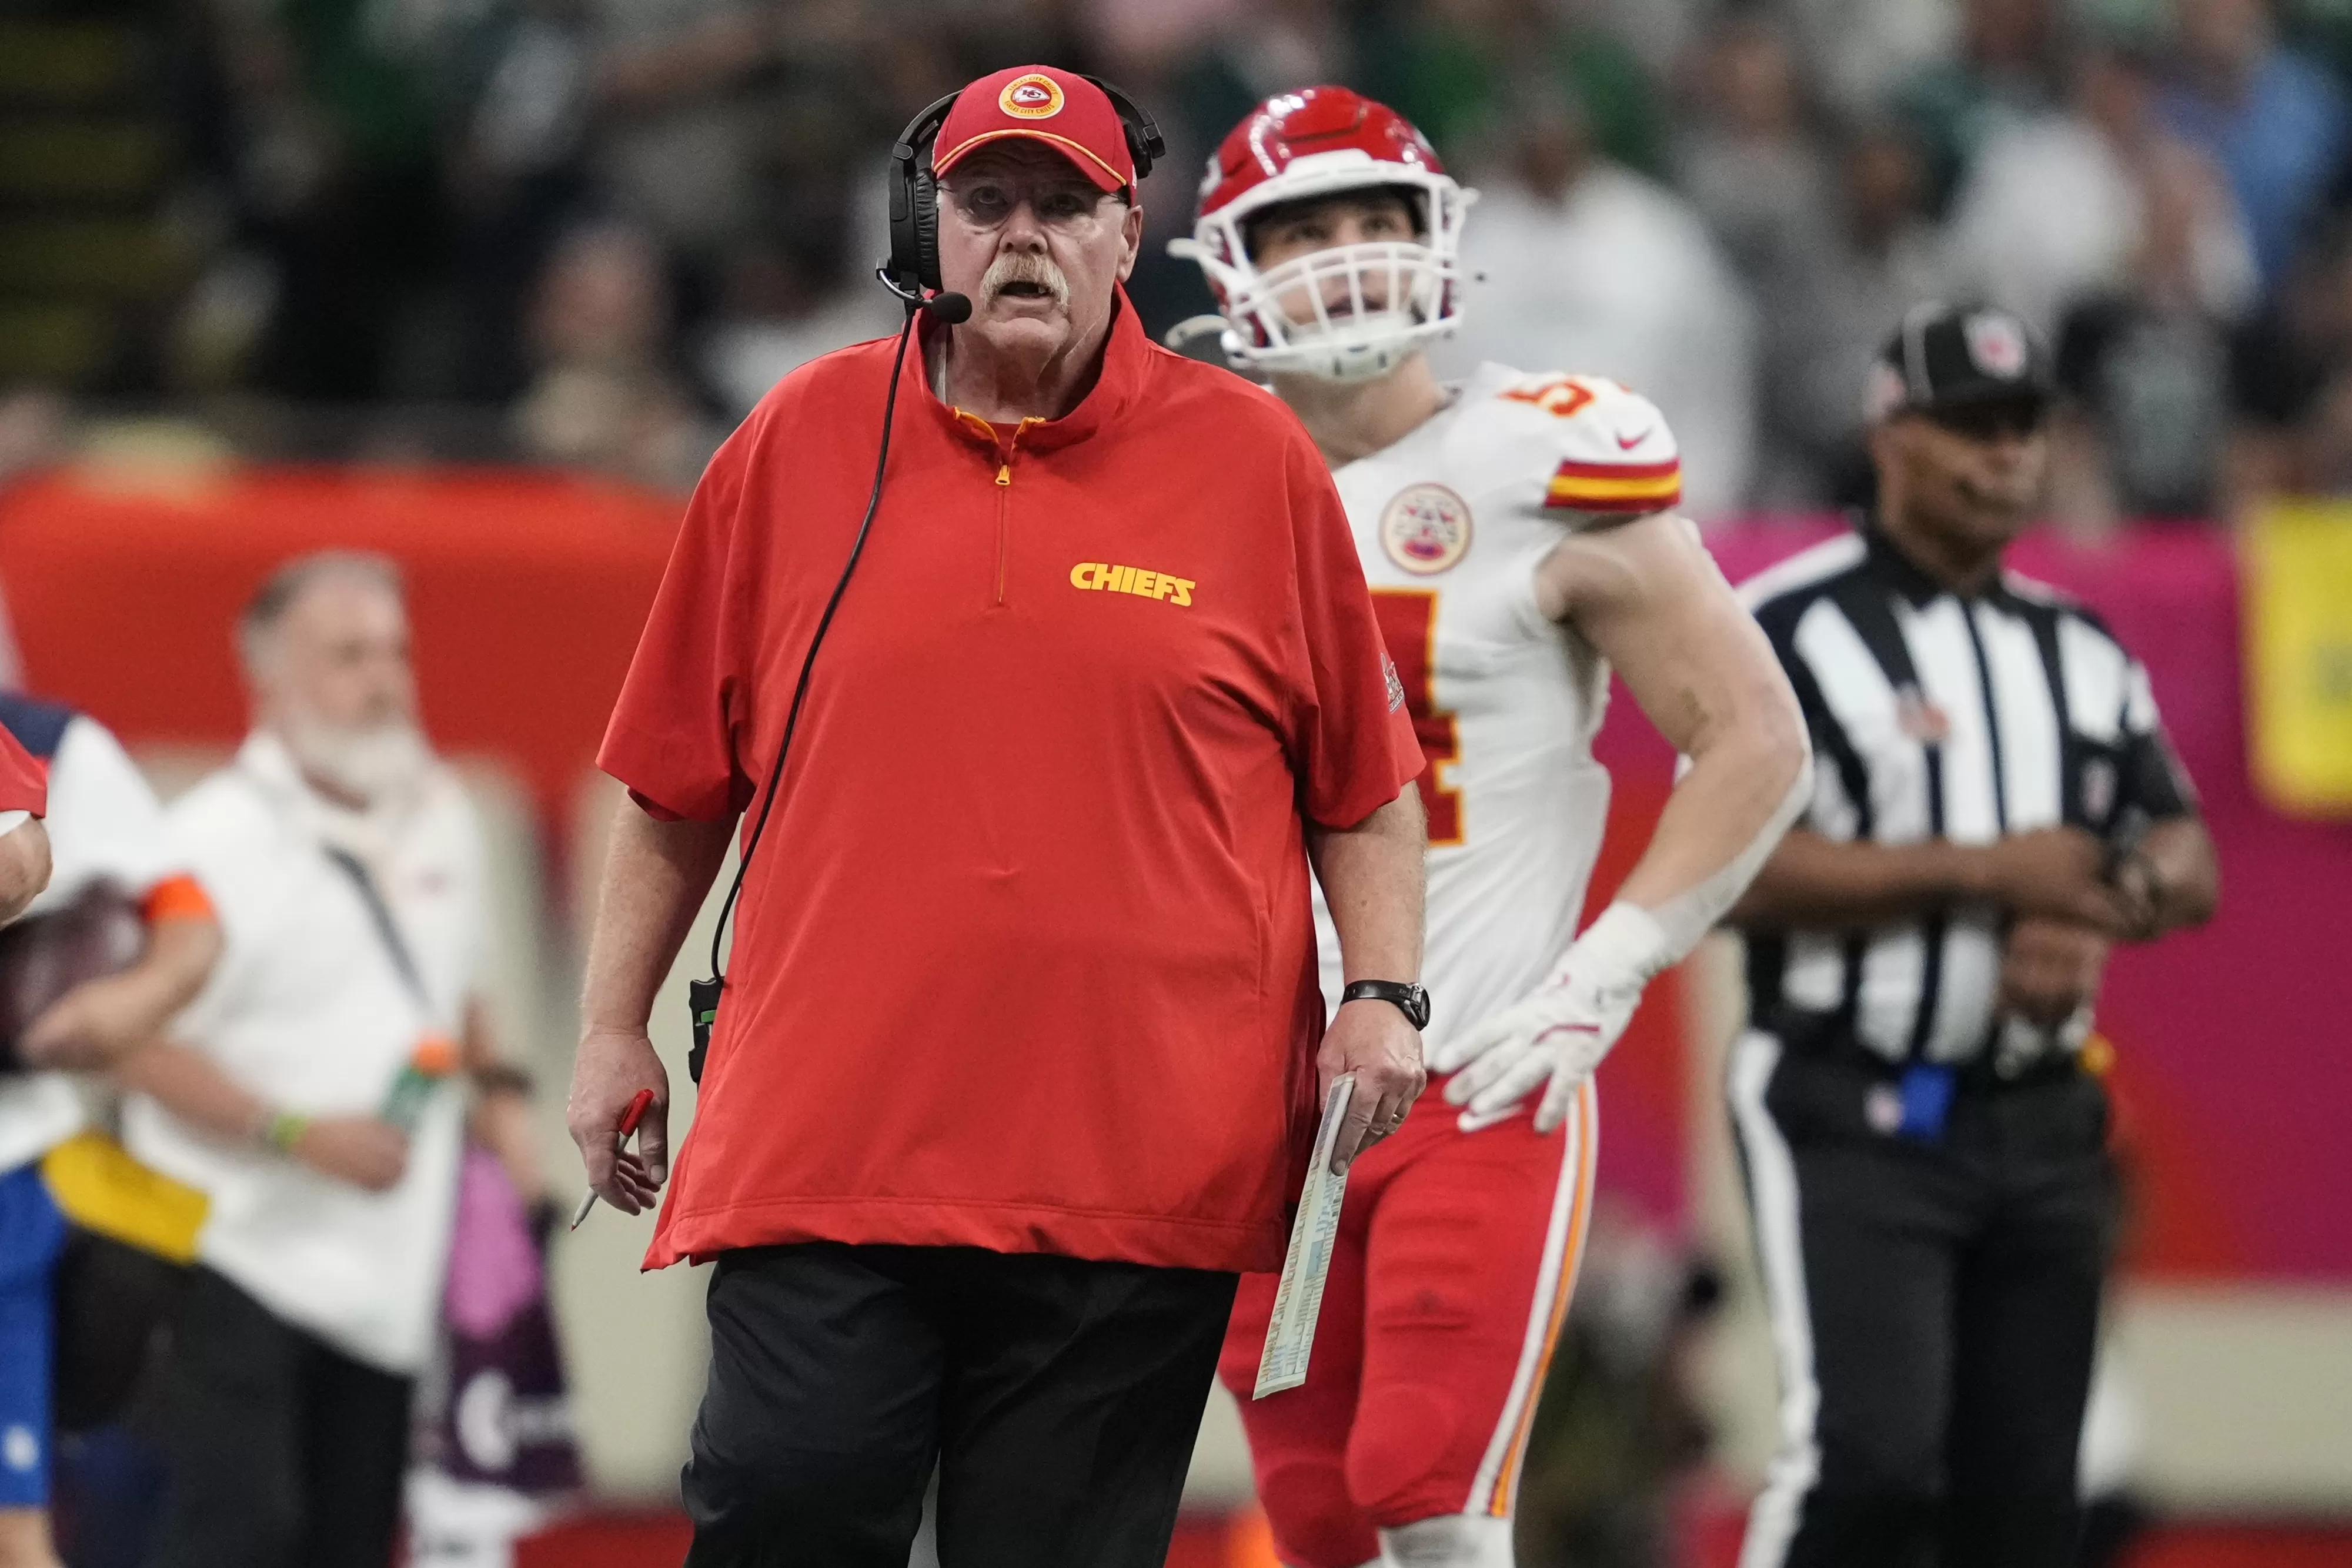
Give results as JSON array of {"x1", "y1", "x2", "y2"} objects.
[{"x1": 122, "y1": 551, "x2": 519, "y2": 1568}]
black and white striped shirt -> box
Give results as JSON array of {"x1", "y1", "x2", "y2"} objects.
[{"x1": 1738, "y1": 526, "x2": 2194, "y2": 1066}]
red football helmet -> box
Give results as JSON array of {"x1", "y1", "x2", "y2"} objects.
[{"x1": 1172, "y1": 87, "x2": 1473, "y2": 382}]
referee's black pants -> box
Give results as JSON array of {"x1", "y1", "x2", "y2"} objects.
[
  {"x1": 680, "y1": 1242, "x2": 1238, "y2": 1568},
  {"x1": 1729, "y1": 1032, "x2": 2119, "y2": 1568}
]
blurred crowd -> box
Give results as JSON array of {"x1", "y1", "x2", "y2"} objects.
[{"x1": 16, "y1": 0, "x2": 2352, "y2": 519}]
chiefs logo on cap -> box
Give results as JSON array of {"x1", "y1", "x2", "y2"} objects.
[
  {"x1": 1000, "y1": 73, "x2": 1065, "y2": 120},
  {"x1": 1381, "y1": 483, "x2": 1472, "y2": 574}
]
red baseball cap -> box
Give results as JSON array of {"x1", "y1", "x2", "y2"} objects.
[{"x1": 933, "y1": 66, "x2": 1134, "y2": 194}]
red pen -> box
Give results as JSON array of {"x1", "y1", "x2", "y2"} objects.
[{"x1": 569, "y1": 1088, "x2": 657, "y2": 1230}]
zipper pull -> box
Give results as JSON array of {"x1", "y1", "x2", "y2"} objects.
[{"x1": 995, "y1": 463, "x2": 1011, "y2": 487}]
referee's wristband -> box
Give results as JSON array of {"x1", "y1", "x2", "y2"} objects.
[{"x1": 260, "y1": 1109, "x2": 310, "y2": 1156}]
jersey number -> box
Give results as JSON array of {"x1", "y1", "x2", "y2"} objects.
[
  {"x1": 1372, "y1": 589, "x2": 1464, "y2": 847},
  {"x1": 1500, "y1": 375, "x2": 1598, "y2": 420}
]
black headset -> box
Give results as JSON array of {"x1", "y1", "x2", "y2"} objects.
[
  {"x1": 879, "y1": 75, "x2": 1167, "y2": 303},
  {"x1": 688, "y1": 78, "x2": 1168, "y2": 1085}
]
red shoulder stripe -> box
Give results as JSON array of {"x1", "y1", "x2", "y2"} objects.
[{"x1": 1550, "y1": 457, "x2": 1681, "y2": 482}]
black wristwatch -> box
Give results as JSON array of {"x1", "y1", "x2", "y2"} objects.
[{"x1": 1341, "y1": 979, "x2": 1431, "y2": 1031}]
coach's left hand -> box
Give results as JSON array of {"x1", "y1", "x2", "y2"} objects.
[{"x1": 1319, "y1": 999, "x2": 1425, "y2": 1174}]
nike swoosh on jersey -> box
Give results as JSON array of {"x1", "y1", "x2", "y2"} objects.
[{"x1": 1615, "y1": 428, "x2": 1652, "y2": 450}]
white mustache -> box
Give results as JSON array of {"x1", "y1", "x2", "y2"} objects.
[{"x1": 983, "y1": 253, "x2": 1071, "y2": 306}]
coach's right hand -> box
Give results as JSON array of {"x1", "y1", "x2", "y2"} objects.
[
  {"x1": 568, "y1": 1026, "x2": 669, "y2": 1215},
  {"x1": 1978, "y1": 827, "x2": 2131, "y2": 932}
]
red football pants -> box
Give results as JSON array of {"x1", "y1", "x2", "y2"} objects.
[{"x1": 1219, "y1": 1076, "x2": 1598, "y2": 1568}]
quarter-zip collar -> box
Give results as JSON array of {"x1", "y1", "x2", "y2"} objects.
[{"x1": 909, "y1": 286, "x2": 1150, "y2": 461}]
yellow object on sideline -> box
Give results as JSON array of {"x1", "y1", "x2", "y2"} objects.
[
  {"x1": 40, "y1": 1129, "x2": 206, "y2": 1264},
  {"x1": 2245, "y1": 503, "x2": 2352, "y2": 815}
]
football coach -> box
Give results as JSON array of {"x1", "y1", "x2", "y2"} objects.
[{"x1": 567, "y1": 65, "x2": 1430, "y2": 1567}]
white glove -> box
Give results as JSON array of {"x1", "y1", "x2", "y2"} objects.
[{"x1": 1432, "y1": 902, "x2": 1669, "y2": 1134}]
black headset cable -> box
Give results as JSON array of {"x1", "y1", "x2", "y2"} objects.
[{"x1": 689, "y1": 295, "x2": 967, "y2": 1076}]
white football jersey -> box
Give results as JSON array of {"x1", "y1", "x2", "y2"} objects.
[{"x1": 1312, "y1": 364, "x2": 1683, "y2": 1054}]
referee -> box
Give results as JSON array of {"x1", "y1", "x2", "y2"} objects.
[{"x1": 1727, "y1": 305, "x2": 2218, "y2": 1568}]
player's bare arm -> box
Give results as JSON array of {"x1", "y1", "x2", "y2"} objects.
[
  {"x1": 1535, "y1": 509, "x2": 1810, "y2": 916},
  {"x1": 567, "y1": 805, "x2": 734, "y2": 1214},
  {"x1": 1305, "y1": 785, "x2": 1429, "y2": 1172},
  {"x1": 1442, "y1": 511, "x2": 1812, "y2": 1132},
  {"x1": 0, "y1": 816, "x2": 48, "y2": 925}
]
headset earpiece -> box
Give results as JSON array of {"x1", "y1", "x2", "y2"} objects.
[
  {"x1": 885, "y1": 90, "x2": 960, "y2": 302},
  {"x1": 910, "y1": 160, "x2": 943, "y2": 292}
]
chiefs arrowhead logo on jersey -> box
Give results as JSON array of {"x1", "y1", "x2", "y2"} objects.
[
  {"x1": 1381, "y1": 483, "x2": 1472, "y2": 575},
  {"x1": 1000, "y1": 74, "x2": 1065, "y2": 119}
]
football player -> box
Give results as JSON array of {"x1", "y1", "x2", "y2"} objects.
[{"x1": 1176, "y1": 90, "x2": 1812, "y2": 1568}]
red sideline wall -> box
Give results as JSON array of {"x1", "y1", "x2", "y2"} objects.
[{"x1": 0, "y1": 466, "x2": 678, "y2": 825}]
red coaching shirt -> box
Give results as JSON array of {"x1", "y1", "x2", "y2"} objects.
[{"x1": 603, "y1": 294, "x2": 1421, "y2": 1275}]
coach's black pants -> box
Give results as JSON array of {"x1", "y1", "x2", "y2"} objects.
[
  {"x1": 682, "y1": 1242, "x2": 1238, "y2": 1568},
  {"x1": 144, "y1": 1268, "x2": 413, "y2": 1568},
  {"x1": 1729, "y1": 1034, "x2": 2119, "y2": 1568}
]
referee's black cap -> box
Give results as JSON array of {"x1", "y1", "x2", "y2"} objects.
[{"x1": 1865, "y1": 303, "x2": 2053, "y2": 426}]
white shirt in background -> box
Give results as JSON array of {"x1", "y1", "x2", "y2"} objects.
[
  {"x1": 128, "y1": 731, "x2": 488, "y2": 1375},
  {"x1": 1439, "y1": 167, "x2": 1759, "y2": 519},
  {"x1": 0, "y1": 708, "x2": 188, "y2": 1175}
]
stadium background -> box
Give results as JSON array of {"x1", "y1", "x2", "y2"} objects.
[{"x1": 3, "y1": 0, "x2": 2351, "y2": 1564}]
